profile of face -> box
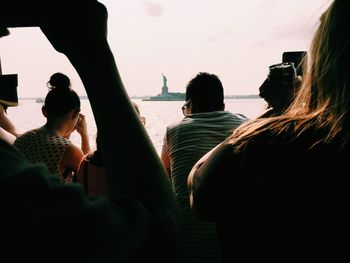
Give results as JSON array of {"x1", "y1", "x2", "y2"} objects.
[
  {"x1": 181, "y1": 100, "x2": 192, "y2": 116},
  {"x1": 70, "y1": 109, "x2": 81, "y2": 132},
  {"x1": 133, "y1": 102, "x2": 146, "y2": 125},
  {"x1": 60, "y1": 109, "x2": 81, "y2": 137}
]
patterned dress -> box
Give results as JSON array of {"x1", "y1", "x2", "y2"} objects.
[{"x1": 13, "y1": 129, "x2": 73, "y2": 183}]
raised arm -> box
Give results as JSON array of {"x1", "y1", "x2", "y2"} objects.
[
  {"x1": 75, "y1": 113, "x2": 91, "y2": 154},
  {"x1": 36, "y1": 1, "x2": 179, "y2": 221},
  {"x1": 0, "y1": 126, "x2": 16, "y2": 144}
]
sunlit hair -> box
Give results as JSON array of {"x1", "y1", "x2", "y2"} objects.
[
  {"x1": 44, "y1": 72, "x2": 80, "y2": 119},
  {"x1": 229, "y1": 0, "x2": 350, "y2": 149}
]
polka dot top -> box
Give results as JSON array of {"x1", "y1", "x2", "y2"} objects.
[{"x1": 13, "y1": 129, "x2": 72, "y2": 183}]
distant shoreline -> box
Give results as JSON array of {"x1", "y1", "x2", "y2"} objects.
[
  {"x1": 131, "y1": 95, "x2": 260, "y2": 100},
  {"x1": 20, "y1": 94, "x2": 260, "y2": 100}
]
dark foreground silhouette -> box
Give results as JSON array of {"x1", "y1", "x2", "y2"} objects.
[{"x1": 1, "y1": 1, "x2": 180, "y2": 262}]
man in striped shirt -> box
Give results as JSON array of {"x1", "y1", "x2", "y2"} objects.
[{"x1": 161, "y1": 72, "x2": 248, "y2": 263}]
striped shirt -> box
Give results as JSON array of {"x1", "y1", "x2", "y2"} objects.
[{"x1": 161, "y1": 111, "x2": 248, "y2": 263}]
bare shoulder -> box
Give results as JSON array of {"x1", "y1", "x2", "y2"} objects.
[{"x1": 61, "y1": 142, "x2": 84, "y2": 172}]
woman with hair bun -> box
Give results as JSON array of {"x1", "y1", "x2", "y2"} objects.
[{"x1": 13, "y1": 72, "x2": 90, "y2": 183}]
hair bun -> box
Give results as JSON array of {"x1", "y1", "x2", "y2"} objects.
[{"x1": 47, "y1": 72, "x2": 71, "y2": 90}]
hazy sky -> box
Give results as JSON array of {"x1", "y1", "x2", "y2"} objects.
[{"x1": 0, "y1": 0, "x2": 331, "y2": 98}]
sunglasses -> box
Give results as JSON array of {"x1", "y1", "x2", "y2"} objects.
[{"x1": 181, "y1": 100, "x2": 191, "y2": 116}]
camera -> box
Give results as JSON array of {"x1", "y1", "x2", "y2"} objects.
[
  {"x1": 0, "y1": 74, "x2": 18, "y2": 108},
  {"x1": 259, "y1": 62, "x2": 301, "y2": 108},
  {"x1": 268, "y1": 62, "x2": 297, "y2": 86},
  {"x1": 258, "y1": 52, "x2": 306, "y2": 116}
]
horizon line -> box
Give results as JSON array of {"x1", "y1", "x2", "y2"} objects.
[{"x1": 20, "y1": 94, "x2": 260, "y2": 99}]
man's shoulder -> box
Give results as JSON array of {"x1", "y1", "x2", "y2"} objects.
[
  {"x1": 228, "y1": 112, "x2": 249, "y2": 122},
  {"x1": 203, "y1": 111, "x2": 249, "y2": 124},
  {"x1": 166, "y1": 118, "x2": 188, "y2": 131}
]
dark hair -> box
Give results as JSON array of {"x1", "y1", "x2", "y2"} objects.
[
  {"x1": 186, "y1": 72, "x2": 224, "y2": 112},
  {"x1": 44, "y1": 73, "x2": 80, "y2": 118}
]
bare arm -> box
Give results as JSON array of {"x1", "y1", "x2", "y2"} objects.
[
  {"x1": 0, "y1": 104, "x2": 18, "y2": 137},
  {"x1": 0, "y1": 126, "x2": 16, "y2": 144},
  {"x1": 187, "y1": 141, "x2": 223, "y2": 192},
  {"x1": 38, "y1": 1, "x2": 179, "y2": 222},
  {"x1": 75, "y1": 114, "x2": 91, "y2": 154},
  {"x1": 61, "y1": 143, "x2": 84, "y2": 175},
  {"x1": 188, "y1": 141, "x2": 234, "y2": 221}
]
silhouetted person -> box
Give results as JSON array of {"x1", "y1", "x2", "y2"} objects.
[
  {"x1": 258, "y1": 62, "x2": 301, "y2": 117},
  {"x1": 13, "y1": 72, "x2": 90, "y2": 183},
  {"x1": 161, "y1": 72, "x2": 248, "y2": 263},
  {"x1": 0, "y1": 1, "x2": 180, "y2": 262},
  {"x1": 188, "y1": 1, "x2": 350, "y2": 262}
]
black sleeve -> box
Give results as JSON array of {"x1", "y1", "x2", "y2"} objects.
[{"x1": 0, "y1": 139, "x2": 177, "y2": 263}]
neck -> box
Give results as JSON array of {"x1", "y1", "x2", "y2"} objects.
[{"x1": 42, "y1": 121, "x2": 66, "y2": 137}]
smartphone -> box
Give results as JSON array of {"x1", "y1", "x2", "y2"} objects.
[{"x1": 282, "y1": 51, "x2": 307, "y2": 76}]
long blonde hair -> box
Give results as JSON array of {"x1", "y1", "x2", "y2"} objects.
[{"x1": 230, "y1": 0, "x2": 350, "y2": 149}]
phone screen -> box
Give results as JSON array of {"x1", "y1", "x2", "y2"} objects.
[{"x1": 282, "y1": 51, "x2": 307, "y2": 76}]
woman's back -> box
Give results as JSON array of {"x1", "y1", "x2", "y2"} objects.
[
  {"x1": 13, "y1": 128, "x2": 72, "y2": 182},
  {"x1": 209, "y1": 125, "x2": 348, "y2": 262}
]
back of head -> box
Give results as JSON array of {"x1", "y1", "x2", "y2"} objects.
[
  {"x1": 44, "y1": 73, "x2": 80, "y2": 119},
  {"x1": 186, "y1": 72, "x2": 224, "y2": 113}
]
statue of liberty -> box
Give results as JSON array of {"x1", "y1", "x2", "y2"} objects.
[{"x1": 161, "y1": 73, "x2": 169, "y2": 96}]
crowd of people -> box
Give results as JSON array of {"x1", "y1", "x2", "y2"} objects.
[{"x1": 0, "y1": 0, "x2": 348, "y2": 262}]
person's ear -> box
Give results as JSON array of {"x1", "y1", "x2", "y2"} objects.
[
  {"x1": 71, "y1": 109, "x2": 80, "y2": 119},
  {"x1": 42, "y1": 106, "x2": 48, "y2": 118},
  {"x1": 66, "y1": 109, "x2": 80, "y2": 120}
]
